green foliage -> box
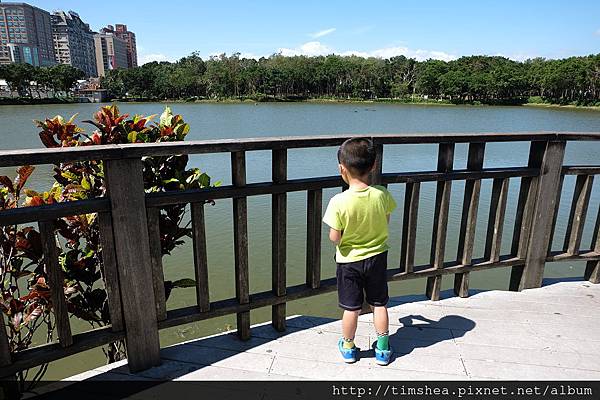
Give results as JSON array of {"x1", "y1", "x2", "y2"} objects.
[
  {"x1": 0, "y1": 63, "x2": 84, "y2": 98},
  {"x1": 1, "y1": 105, "x2": 214, "y2": 387},
  {"x1": 96, "y1": 52, "x2": 600, "y2": 105}
]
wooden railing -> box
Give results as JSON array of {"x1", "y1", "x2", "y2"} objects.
[{"x1": 1, "y1": 132, "x2": 600, "y2": 377}]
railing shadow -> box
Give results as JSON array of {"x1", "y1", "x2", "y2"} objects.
[
  {"x1": 28, "y1": 291, "x2": 482, "y2": 399},
  {"x1": 30, "y1": 277, "x2": 593, "y2": 398},
  {"x1": 388, "y1": 314, "x2": 475, "y2": 363}
]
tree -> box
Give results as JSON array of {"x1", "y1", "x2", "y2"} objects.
[
  {"x1": 48, "y1": 64, "x2": 84, "y2": 95},
  {"x1": 0, "y1": 63, "x2": 34, "y2": 97},
  {"x1": 89, "y1": 51, "x2": 600, "y2": 105}
]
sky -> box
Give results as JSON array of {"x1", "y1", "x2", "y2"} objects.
[{"x1": 23, "y1": 0, "x2": 600, "y2": 64}]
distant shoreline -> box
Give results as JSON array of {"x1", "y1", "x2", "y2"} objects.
[{"x1": 1, "y1": 96, "x2": 599, "y2": 110}]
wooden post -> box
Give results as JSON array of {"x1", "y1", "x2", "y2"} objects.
[
  {"x1": 400, "y1": 182, "x2": 419, "y2": 274},
  {"x1": 0, "y1": 314, "x2": 18, "y2": 400},
  {"x1": 370, "y1": 143, "x2": 384, "y2": 185},
  {"x1": 306, "y1": 189, "x2": 322, "y2": 289},
  {"x1": 512, "y1": 141, "x2": 566, "y2": 290},
  {"x1": 39, "y1": 220, "x2": 73, "y2": 348},
  {"x1": 0, "y1": 314, "x2": 11, "y2": 368},
  {"x1": 585, "y1": 204, "x2": 600, "y2": 284},
  {"x1": 272, "y1": 149, "x2": 287, "y2": 332},
  {"x1": 563, "y1": 175, "x2": 594, "y2": 255},
  {"x1": 97, "y1": 212, "x2": 125, "y2": 332},
  {"x1": 509, "y1": 141, "x2": 544, "y2": 291},
  {"x1": 146, "y1": 207, "x2": 167, "y2": 321},
  {"x1": 426, "y1": 143, "x2": 454, "y2": 301},
  {"x1": 455, "y1": 143, "x2": 485, "y2": 297},
  {"x1": 231, "y1": 151, "x2": 251, "y2": 340},
  {"x1": 104, "y1": 158, "x2": 161, "y2": 372},
  {"x1": 191, "y1": 202, "x2": 210, "y2": 312},
  {"x1": 484, "y1": 178, "x2": 509, "y2": 263}
]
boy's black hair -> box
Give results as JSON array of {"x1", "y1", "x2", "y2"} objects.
[{"x1": 337, "y1": 137, "x2": 376, "y2": 176}]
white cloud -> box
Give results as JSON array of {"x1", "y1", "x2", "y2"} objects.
[
  {"x1": 139, "y1": 53, "x2": 172, "y2": 64},
  {"x1": 277, "y1": 41, "x2": 457, "y2": 61},
  {"x1": 595, "y1": 29, "x2": 600, "y2": 36},
  {"x1": 278, "y1": 41, "x2": 334, "y2": 57},
  {"x1": 491, "y1": 52, "x2": 539, "y2": 62},
  {"x1": 344, "y1": 46, "x2": 457, "y2": 61},
  {"x1": 309, "y1": 28, "x2": 336, "y2": 39}
]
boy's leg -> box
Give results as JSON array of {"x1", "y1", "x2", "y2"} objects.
[
  {"x1": 336, "y1": 261, "x2": 364, "y2": 350},
  {"x1": 365, "y1": 252, "x2": 390, "y2": 351},
  {"x1": 342, "y1": 310, "x2": 360, "y2": 348},
  {"x1": 372, "y1": 306, "x2": 389, "y2": 350}
]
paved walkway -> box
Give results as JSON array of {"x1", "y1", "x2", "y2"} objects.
[{"x1": 30, "y1": 278, "x2": 600, "y2": 397}]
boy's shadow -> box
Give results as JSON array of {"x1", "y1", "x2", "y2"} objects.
[{"x1": 359, "y1": 314, "x2": 476, "y2": 363}]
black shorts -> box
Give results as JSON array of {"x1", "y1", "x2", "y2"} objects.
[{"x1": 336, "y1": 251, "x2": 389, "y2": 311}]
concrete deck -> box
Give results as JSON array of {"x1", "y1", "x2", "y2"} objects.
[{"x1": 50, "y1": 278, "x2": 600, "y2": 387}]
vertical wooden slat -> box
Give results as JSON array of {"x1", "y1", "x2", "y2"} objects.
[
  {"x1": 585, "y1": 204, "x2": 600, "y2": 284},
  {"x1": 509, "y1": 141, "x2": 545, "y2": 291},
  {"x1": 455, "y1": 143, "x2": 485, "y2": 297},
  {"x1": 426, "y1": 143, "x2": 454, "y2": 301},
  {"x1": 547, "y1": 174, "x2": 565, "y2": 255},
  {"x1": 484, "y1": 178, "x2": 509, "y2": 263},
  {"x1": 146, "y1": 207, "x2": 167, "y2": 321},
  {"x1": 231, "y1": 151, "x2": 251, "y2": 340},
  {"x1": 370, "y1": 143, "x2": 384, "y2": 185},
  {"x1": 306, "y1": 189, "x2": 322, "y2": 289},
  {"x1": 98, "y1": 211, "x2": 124, "y2": 332},
  {"x1": 400, "y1": 182, "x2": 420, "y2": 273},
  {"x1": 104, "y1": 158, "x2": 160, "y2": 372},
  {"x1": 39, "y1": 220, "x2": 72, "y2": 348},
  {"x1": 563, "y1": 175, "x2": 594, "y2": 255},
  {"x1": 272, "y1": 149, "x2": 287, "y2": 332},
  {"x1": 0, "y1": 313, "x2": 11, "y2": 368},
  {"x1": 515, "y1": 141, "x2": 566, "y2": 290},
  {"x1": 191, "y1": 202, "x2": 209, "y2": 312},
  {"x1": 0, "y1": 313, "x2": 17, "y2": 399}
]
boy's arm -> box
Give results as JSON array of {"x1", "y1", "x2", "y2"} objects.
[
  {"x1": 323, "y1": 197, "x2": 343, "y2": 245},
  {"x1": 386, "y1": 190, "x2": 397, "y2": 224},
  {"x1": 329, "y1": 228, "x2": 342, "y2": 245}
]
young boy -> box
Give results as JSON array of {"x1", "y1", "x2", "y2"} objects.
[{"x1": 323, "y1": 137, "x2": 396, "y2": 366}]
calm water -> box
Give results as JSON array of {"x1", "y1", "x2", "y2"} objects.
[{"x1": 1, "y1": 102, "x2": 600, "y2": 379}]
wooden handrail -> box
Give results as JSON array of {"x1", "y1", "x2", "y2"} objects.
[
  {"x1": 2, "y1": 132, "x2": 600, "y2": 167},
  {"x1": 1, "y1": 132, "x2": 600, "y2": 380}
]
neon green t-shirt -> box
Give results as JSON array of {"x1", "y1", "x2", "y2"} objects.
[{"x1": 322, "y1": 185, "x2": 397, "y2": 263}]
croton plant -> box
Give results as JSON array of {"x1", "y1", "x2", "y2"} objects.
[{"x1": 0, "y1": 105, "x2": 214, "y2": 388}]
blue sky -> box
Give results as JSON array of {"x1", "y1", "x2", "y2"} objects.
[{"x1": 27, "y1": 0, "x2": 600, "y2": 64}]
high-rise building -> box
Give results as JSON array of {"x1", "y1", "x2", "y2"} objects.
[
  {"x1": 93, "y1": 31, "x2": 128, "y2": 77},
  {"x1": 101, "y1": 24, "x2": 137, "y2": 68},
  {"x1": 51, "y1": 11, "x2": 97, "y2": 77},
  {"x1": 0, "y1": 2, "x2": 55, "y2": 66}
]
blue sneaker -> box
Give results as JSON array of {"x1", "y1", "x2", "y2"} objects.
[
  {"x1": 338, "y1": 338, "x2": 358, "y2": 363},
  {"x1": 374, "y1": 344, "x2": 393, "y2": 366}
]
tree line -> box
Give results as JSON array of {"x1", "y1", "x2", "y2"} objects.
[
  {"x1": 0, "y1": 63, "x2": 84, "y2": 97},
  {"x1": 102, "y1": 52, "x2": 600, "y2": 105}
]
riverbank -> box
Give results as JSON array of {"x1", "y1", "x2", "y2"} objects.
[
  {"x1": 0, "y1": 97, "x2": 81, "y2": 105},
  {"x1": 109, "y1": 96, "x2": 600, "y2": 110},
  {"x1": 2, "y1": 95, "x2": 600, "y2": 110}
]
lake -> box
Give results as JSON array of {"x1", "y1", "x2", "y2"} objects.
[{"x1": 1, "y1": 102, "x2": 600, "y2": 379}]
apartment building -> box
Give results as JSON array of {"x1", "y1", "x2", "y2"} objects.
[
  {"x1": 101, "y1": 24, "x2": 137, "y2": 68},
  {"x1": 51, "y1": 10, "x2": 97, "y2": 77},
  {"x1": 0, "y1": 2, "x2": 55, "y2": 66},
  {"x1": 94, "y1": 31, "x2": 128, "y2": 76}
]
